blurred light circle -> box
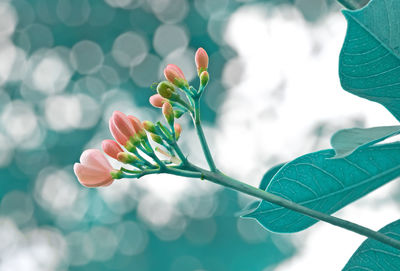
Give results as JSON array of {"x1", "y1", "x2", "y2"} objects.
[
  {"x1": 88, "y1": 1, "x2": 115, "y2": 26},
  {"x1": 153, "y1": 0, "x2": 188, "y2": 23},
  {"x1": 11, "y1": 0, "x2": 35, "y2": 29},
  {"x1": 180, "y1": 195, "x2": 217, "y2": 219},
  {"x1": 34, "y1": 168, "x2": 81, "y2": 213},
  {"x1": 57, "y1": 0, "x2": 91, "y2": 26},
  {"x1": 222, "y1": 57, "x2": 244, "y2": 88},
  {"x1": 0, "y1": 41, "x2": 18, "y2": 86},
  {"x1": 0, "y1": 89, "x2": 10, "y2": 109},
  {"x1": 0, "y1": 191, "x2": 34, "y2": 226},
  {"x1": 103, "y1": 53, "x2": 131, "y2": 83},
  {"x1": 130, "y1": 54, "x2": 161, "y2": 87},
  {"x1": 153, "y1": 216, "x2": 187, "y2": 241},
  {"x1": 98, "y1": 181, "x2": 137, "y2": 214},
  {"x1": 0, "y1": 2, "x2": 17, "y2": 38},
  {"x1": 116, "y1": 221, "x2": 148, "y2": 256},
  {"x1": 105, "y1": 0, "x2": 142, "y2": 9},
  {"x1": 112, "y1": 31, "x2": 148, "y2": 68},
  {"x1": 89, "y1": 226, "x2": 118, "y2": 261},
  {"x1": 184, "y1": 219, "x2": 217, "y2": 245},
  {"x1": 207, "y1": 13, "x2": 229, "y2": 45},
  {"x1": 15, "y1": 150, "x2": 49, "y2": 177},
  {"x1": 153, "y1": 24, "x2": 189, "y2": 57},
  {"x1": 163, "y1": 48, "x2": 196, "y2": 82},
  {"x1": 44, "y1": 95, "x2": 81, "y2": 131},
  {"x1": 25, "y1": 228, "x2": 67, "y2": 270},
  {"x1": 73, "y1": 76, "x2": 107, "y2": 97},
  {"x1": 36, "y1": 0, "x2": 59, "y2": 24},
  {"x1": 0, "y1": 218, "x2": 23, "y2": 256},
  {"x1": 237, "y1": 218, "x2": 269, "y2": 243},
  {"x1": 1, "y1": 100, "x2": 38, "y2": 144},
  {"x1": 66, "y1": 231, "x2": 94, "y2": 266},
  {"x1": 32, "y1": 54, "x2": 72, "y2": 94},
  {"x1": 20, "y1": 24, "x2": 54, "y2": 52},
  {"x1": 76, "y1": 94, "x2": 100, "y2": 129},
  {"x1": 204, "y1": 81, "x2": 225, "y2": 111},
  {"x1": 6, "y1": 47, "x2": 27, "y2": 83},
  {"x1": 99, "y1": 65, "x2": 121, "y2": 86},
  {"x1": 138, "y1": 194, "x2": 174, "y2": 227},
  {"x1": 70, "y1": 40, "x2": 104, "y2": 74}
]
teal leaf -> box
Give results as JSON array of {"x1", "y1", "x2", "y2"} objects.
[
  {"x1": 343, "y1": 219, "x2": 400, "y2": 270},
  {"x1": 238, "y1": 163, "x2": 286, "y2": 217},
  {"x1": 245, "y1": 143, "x2": 400, "y2": 233},
  {"x1": 259, "y1": 163, "x2": 286, "y2": 190},
  {"x1": 331, "y1": 126, "x2": 400, "y2": 158},
  {"x1": 339, "y1": 0, "x2": 400, "y2": 121}
]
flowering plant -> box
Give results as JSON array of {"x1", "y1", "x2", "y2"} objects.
[{"x1": 74, "y1": 0, "x2": 400, "y2": 268}]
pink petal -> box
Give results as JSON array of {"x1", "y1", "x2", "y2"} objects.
[
  {"x1": 127, "y1": 115, "x2": 144, "y2": 133},
  {"x1": 109, "y1": 118, "x2": 129, "y2": 146},
  {"x1": 80, "y1": 149, "x2": 112, "y2": 171},
  {"x1": 74, "y1": 163, "x2": 113, "y2": 187},
  {"x1": 149, "y1": 94, "x2": 165, "y2": 108},
  {"x1": 111, "y1": 111, "x2": 135, "y2": 138},
  {"x1": 195, "y1": 48, "x2": 208, "y2": 71},
  {"x1": 102, "y1": 140, "x2": 123, "y2": 160}
]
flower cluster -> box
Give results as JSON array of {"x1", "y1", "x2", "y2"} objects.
[{"x1": 74, "y1": 48, "x2": 209, "y2": 187}]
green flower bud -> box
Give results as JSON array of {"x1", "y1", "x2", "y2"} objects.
[
  {"x1": 150, "y1": 133, "x2": 163, "y2": 144},
  {"x1": 157, "y1": 81, "x2": 176, "y2": 99},
  {"x1": 142, "y1": 120, "x2": 157, "y2": 133},
  {"x1": 200, "y1": 71, "x2": 209, "y2": 88},
  {"x1": 110, "y1": 169, "x2": 123, "y2": 179}
]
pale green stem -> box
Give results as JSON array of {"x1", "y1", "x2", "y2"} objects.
[
  {"x1": 132, "y1": 148, "x2": 155, "y2": 168},
  {"x1": 192, "y1": 99, "x2": 217, "y2": 172},
  {"x1": 169, "y1": 164, "x2": 400, "y2": 250}
]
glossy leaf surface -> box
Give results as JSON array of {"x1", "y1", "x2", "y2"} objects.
[
  {"x1": 330, "y1": 126, "x2": 400, "y2": 158},
  {"x1": 344, "y1": 219, "x2": 400, "y2": 270},
  {"x1": 339, "y1": 0, "x2": 400, "y2": 121},
  {"x1": 245, "y1": 143, "x2": 400, "y2": 233}
]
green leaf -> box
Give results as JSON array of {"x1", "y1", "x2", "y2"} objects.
[
  {"x1": 339, "y1": 0, "x2": 400, "y2": 121},
  {"x1": 245, "y1": 143, "x2": 400, "y2": 233},
  {"x1": 331, "y1": 126, "x2": 400, "y2": 158},
  {"x1": 343, "y1": 219, "x2": 400, "y2": 270}
]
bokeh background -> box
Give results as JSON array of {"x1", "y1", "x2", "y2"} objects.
[{"x1": 0, "y1": 0, "x2": 399, "y2": 270}]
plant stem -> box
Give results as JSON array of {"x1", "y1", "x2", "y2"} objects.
[
  {"x1": 337, "y1": 0, "x2": 370, "y2": 10},
  {"x1": 193, "y1": 99, "x2": 217, "y2": 172},
  {"x1": 199, "y1": 169, "x2": 400, "y2": 250}
]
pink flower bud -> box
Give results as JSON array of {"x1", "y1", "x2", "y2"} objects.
[
  {"x1": 162, "y1": 102, "x2": 174, "y2": 126},
  {"x1": 128, "y1": 115, "x2": 146, "y2": 139},
  {"x1": 102, "y1": 140, "x2": 123, "y2": 160},
  {"x1": 109, "y1": 111, "x2": 135, "y2": 146},
  {"x1": 164, "y1": 64, "x2": 188, "y2": 89},
  {"x1": 73, "y1": 149, "x2": 116, "y2": 187},
  {"x1": 174, "y1": 123, "x2": 182, "y2": 140},
  {"x1": 149, "y1": 94, "x2": 166, "y2": 108},
  {"x1": 195, "y1": 48, "x2": 209, "y2": 75}
]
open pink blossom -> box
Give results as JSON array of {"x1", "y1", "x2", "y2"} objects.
[
  {"x1": 109, "y1": 111, "x2": 135, "y2": 146},
  {"x1": 102, "y1": 140, "x2": 123, "y2": 160},
  {"x1": 74, "y1": 149, "x2": 115, "y2": 187}
]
